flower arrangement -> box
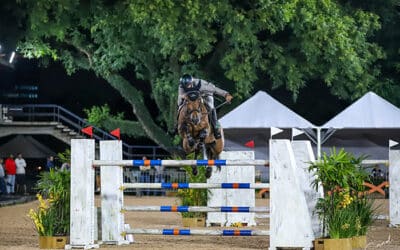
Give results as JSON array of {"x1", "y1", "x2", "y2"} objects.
[
  {"x1": 28, "y1": 193, "x2": 57, "y2": 236},
  {"x1": 309, "y1": 148, "x2": 375, "y2": 239},
  {"x1": 28, "y1": 169, "x2": 70, "y2": 236}
]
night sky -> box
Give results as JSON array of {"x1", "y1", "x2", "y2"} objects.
[
  {"x1": 0, "y1": 56, "x2": 350, "y2": 126},
  {"x1": 1, "y1": 58, "x2": 129, "y2": 118}
]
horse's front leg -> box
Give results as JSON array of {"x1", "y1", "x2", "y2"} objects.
[
  {"x1": 198, "y1": 129, "x2": 208, "y2": 141},
  {"x1": 179, "y1": 122, "x2": 196, "y2": 148},
  {"x1": 197, "y1": 120, "x2": 209, "y2": 141}
]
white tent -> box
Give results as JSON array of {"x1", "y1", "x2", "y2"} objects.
[
  {"x1": 220, "y1": 90, "x2": 315, "y2": 129},
  {"x1": 322, "y1": 91, "x2": 400, "y2": 129},
  {"x1": 0, "y1": 135, "x2": 56, "y2": 158},
  {"x1": 219, "y1": 91, "x2": 316, "y2": 181},
  {"x1": 321, "y1": 91, "x2": 400, "y2": 160}
]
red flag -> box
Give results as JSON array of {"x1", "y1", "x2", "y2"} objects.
[
  {"x1": 244, "y1": 140, "x2": 255, "y2": 148},
  {"x1": 110, "y1": 128, "x2": 121, "y2": 140},
  {"x1": 81, "y1": 126, "x2": 93, "y2": 138}
]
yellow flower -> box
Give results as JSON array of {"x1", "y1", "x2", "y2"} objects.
[
  {"x1": 338, "y1": 192, "x2": 354, "y2": 208},
  {"x1": 341, "y1": 223, "x2": 350, "y2": 230},
  {"x1": 355, "y1": 217, "x2": 361, "y2": 231},
  {"x1": 27, "y1": 208, "x2": 45, "y2": 235}
]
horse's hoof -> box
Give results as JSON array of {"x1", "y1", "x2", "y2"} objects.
[
  {"x1": 199, "y1": 130, "x2": 207, "y2": 140},
  {"x1": 217, "y1": 166, "x2": 221, "y2": 172},
  {"x1": 205, "y1": 166, "x2": 212, "y2": 179},
  {"x1": 188, "y1": 137, "x2": 195, "y2": 147},
  {"x1": 191, "y1": 166, "x2": 198, "y2": 176}
]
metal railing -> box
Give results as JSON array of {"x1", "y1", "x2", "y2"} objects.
[
  {"x1": 0, "y1": 104, "x2": 170, "y2": 159},
  {"x1": 122, "y1": 168, "x2": 188, "y2": 195}
]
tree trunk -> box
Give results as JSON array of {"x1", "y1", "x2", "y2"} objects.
[{"x1": 103, "y1": 73, "x2": 179, "y2": 154}]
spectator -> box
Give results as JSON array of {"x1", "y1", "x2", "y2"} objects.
[
  {"x1": 15, "y1": 153, "x2": 28, "y2": 195},
  {"x1": 371, "y1": 165, "x2": 379, "y2": 178},
  {"x1": 46, "y1": 156, "x2": 55, "y2": 171},
  {"x1": 0, "y1": 158, "x2": 7, "y2": 196},
  {"x1": 4, "y1": 154, "x2": 16, "y2": 194},
  {"x1": 139, "y1": 156, "x2": 150, "y2": 196},
  {"x1": 154, "y1": 158, "x2": 165, "y2": 196},
  {"x1": 60, "y1": 162, "x2": 71, "y2": 171}
]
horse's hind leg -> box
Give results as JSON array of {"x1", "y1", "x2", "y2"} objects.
[
  {"x1": 191, "y1": 146, "x2": 202, "y2": 176},
  {"x1": 205, "y1": 166, "x2": 212, "y2": 178},
  {"x1": 191, "y1": 165, "x2": 198, "y2": 176}
]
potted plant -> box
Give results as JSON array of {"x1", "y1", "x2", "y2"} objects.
[
  {"x1": 28, "y1": 168, "x2": 70, "y2": 249},
  {"x1": 176, "y1": 155, "x2": 208, "y2": 227},
  {"x1": 309, "y1": 148, "x2": 375, "y2": 250}
]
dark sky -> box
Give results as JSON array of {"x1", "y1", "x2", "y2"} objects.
[
  {"x1": 1, "y1": 58, "x2": 129, "y2": 118},
  {"x1": 1, "y1": 56, "x2": 350, "y2": 126}
]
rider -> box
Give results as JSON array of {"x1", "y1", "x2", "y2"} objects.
[{"x1": 177, "y1": 74, "x2": 233, "y2": 139}]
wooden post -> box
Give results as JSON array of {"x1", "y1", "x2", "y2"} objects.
[
  {"x1": 100, "y1": 140, "x2": 128, "y2": 245},
  {"x1": 67, "y1": 139, "x2": 99, "y2": 249}
]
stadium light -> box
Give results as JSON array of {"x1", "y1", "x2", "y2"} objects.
[{"x1": 9, "y1": 51, "x2": 15, "y2": 64}]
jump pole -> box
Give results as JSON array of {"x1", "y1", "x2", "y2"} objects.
[
  {"x1": 122, "y1": 206, "x2": 269, "y2": 213},
  {"x1": 92, "y1": 159, "x2": 269, "y2": 167},
  {"x1": 124, "y1": 228, "x2": 269, "y2": 236},
  {"x1": 121, "y1": 183, "x2": 269, "y2": 189}
]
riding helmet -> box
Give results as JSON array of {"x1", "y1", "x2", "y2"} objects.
[{"x1": 179, "y1": 74, "x2": 193, "y2": 88}]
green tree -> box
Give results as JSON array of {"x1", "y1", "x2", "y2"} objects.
[
  {"x1": 14, "y1": 0, "x2": 384, "y2": 150},
  {"x1": 339, "y1": 0, "x2": 400, "y2": 104}
]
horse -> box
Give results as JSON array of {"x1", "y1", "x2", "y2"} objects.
[{"x1": 177, "y1": 91, "x2": 224, "y2": 178}]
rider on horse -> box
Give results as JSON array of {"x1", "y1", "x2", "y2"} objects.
[{"x1": 177, "y1": 74, "x2": 233, "y2": 139}]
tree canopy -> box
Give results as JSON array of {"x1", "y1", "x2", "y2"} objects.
[{"x1": 7, "y1": 0, "x2": 399, "y2": 151}]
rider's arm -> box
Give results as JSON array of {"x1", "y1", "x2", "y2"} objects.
[
  {"x1": 177, "y1": 85, "x2": 185, "y2": 105},
  {"x1": 198, "y1": 79, "x2": 228, "y2": 97}
]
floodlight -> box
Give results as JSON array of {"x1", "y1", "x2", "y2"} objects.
[{"x1": 9, "y1": 51, "x2": 15, "y2": 63}]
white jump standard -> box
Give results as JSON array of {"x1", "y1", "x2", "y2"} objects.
[{"x1": 69, "y1": 139, "x2": 319, "y2": 250}]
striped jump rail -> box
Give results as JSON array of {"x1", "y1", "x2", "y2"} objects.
[
  {"x1": 361, "y1": 159, "x2": 389, "y2": 166},
  {"x1": 124, "y1": 228, "x2": 269, "y2": 236},
  {"x1": 122, "y1": 182, "x2": 270, "y2": 190},
  {"x1": 122, "y1": 205, "x2": 269, "y2": 213},
  {"x1": 92, "y1": 159, "x2": 269, "y2": 167}
]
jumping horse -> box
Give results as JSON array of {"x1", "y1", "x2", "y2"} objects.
[{"x1": 177, "y1": 91, "x2": 224, "y2": 178}]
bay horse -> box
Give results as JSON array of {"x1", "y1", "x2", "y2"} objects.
[{"x1": 177, "y1": 91, "x2": 224, "y2": 178}]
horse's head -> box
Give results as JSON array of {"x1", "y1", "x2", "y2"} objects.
[{"x1": 184, "y1": 91, "x2": 206, "y2": 125}]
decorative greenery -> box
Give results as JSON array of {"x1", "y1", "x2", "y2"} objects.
[
  {"x1": 176, "y1": 154, "x2": 208, "y2": 218},
  {"x1": 56, "y1": 149, "x2": 70, "y2": 165},
  {"x1": 28, "y1": 169, "x2": 70, "y2": 236},
  {"x1": 309, "y1": 148, "x2": 375, "y2": 238}
]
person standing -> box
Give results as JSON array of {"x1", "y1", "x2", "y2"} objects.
[
  {"x1": 0, "y1": 158, "x2": 7, "y2": 196},
  {"x1": 139, "y1": 156, "x2": 150, "y2": 196},
  {"x1": 154, "y1": 159, "x2": 165, "y2": 196},
  {"x1": 60, "y1": 161, "x2": 71, "y2": 171},
  {"x1": 15, "y1": 153, "x2": 27, "y2": 195},
  {"x1": 4, "y1": 154, "x2": 16, "y2": 194},
  {"x1": 46, "y1": 156, "x2": 55, "y2": 171}
]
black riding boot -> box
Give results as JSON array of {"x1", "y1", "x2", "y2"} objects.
[{"x1": 210, "y1": 108, "x2": 221, "y2": 139}]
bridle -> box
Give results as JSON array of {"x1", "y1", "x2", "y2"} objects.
[{"x1": 183, "y1": 93, "x2": 208, "y2": 124}]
